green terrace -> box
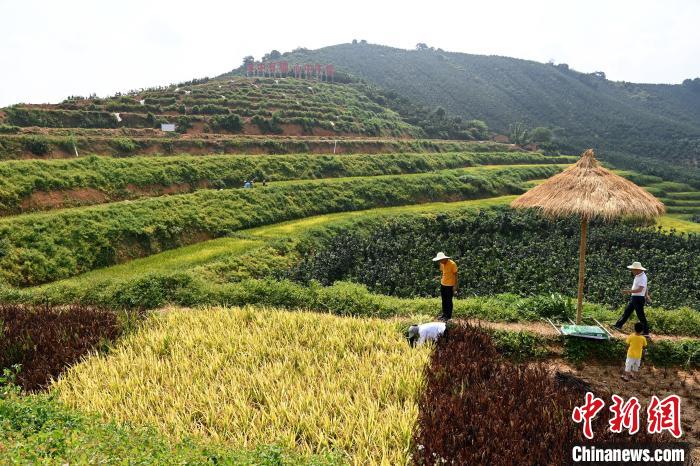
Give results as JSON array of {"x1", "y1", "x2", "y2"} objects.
[
  {"x1": 0, "y1": 133, "x2": 516, "y2": 159},
  {"x1": 0, "y1": 165, "x2": 563, "y2": 286},
  {"x1": 0, "y1": 152, "x2": 574, "y2": 214}
]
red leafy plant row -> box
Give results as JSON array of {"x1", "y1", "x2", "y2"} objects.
[
  {"x1": 412, "y1": 323, "x2": 660, "y2": 465},
  {"x1": 0, "y1": 304, "x2": 128, "y2": 391}
]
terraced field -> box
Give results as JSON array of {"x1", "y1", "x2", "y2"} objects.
[
  {"x1": 2, "y1": 75, "x2": 698, "y2": 465},
  {"x1": 616, "y1": 170, "x2": 700, "y2": 233}
]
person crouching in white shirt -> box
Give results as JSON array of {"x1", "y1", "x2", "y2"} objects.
[
  {"x1": 614, "y1": 261, "x2": 650, "y2": 336},
  {"x1": 406, "y1": 322, "x2": 446, "y2": 347}
]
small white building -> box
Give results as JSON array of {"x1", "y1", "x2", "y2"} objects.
[{"x1": 161, "y1": 123, "x2": 176, "y2": 132}]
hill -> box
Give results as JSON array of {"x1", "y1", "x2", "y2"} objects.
[
  {"x1": 0, "y1": 76, "x2": 420, "y2": 141},
  {"x1": 272, "y1": 43, "x2": 700, "y2": 185}
]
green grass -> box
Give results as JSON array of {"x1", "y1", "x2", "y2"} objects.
[
  {"x1": 48, "y1": 238, "x2": 262, "y2": 286},
  {"x1": 655, "y1": 214, "x2": 700, "y2": 234},
  {"x1": 0, "y1": 392, "x2": 339, "y2": 465},
  {"x1": 40, "y1": 195, "x2": 517, "y2": 290},
  {"x1": 660, "y1": 198, "x2": 700, "y2": 206}
]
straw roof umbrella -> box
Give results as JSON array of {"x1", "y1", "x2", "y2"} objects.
[{"x1": 511, "y1": 149, "x2": 665, "y2": 324}]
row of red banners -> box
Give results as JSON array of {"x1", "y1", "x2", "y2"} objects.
[{"x1": 246, "y1": 62, "x2": 335, "y2": 79}]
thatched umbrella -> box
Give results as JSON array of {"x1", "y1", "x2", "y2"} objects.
[{"x1": 511, "y1": 149, "x2": 665, "y2": 324}]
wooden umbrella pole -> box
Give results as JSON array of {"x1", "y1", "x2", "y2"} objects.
[{"x1": 576, "y1": 217, "x2": 589, "y2": 324}]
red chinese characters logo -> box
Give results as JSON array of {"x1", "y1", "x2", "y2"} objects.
[
  {"x1": 573, "y1": 393, "x2": 683, "y2": 439},
  {"x1": 608, "y1": 394, "x2": 641, "y2": 435},
  {"x1": 572, "y1": 392, "x2": 605, "y2": 439},
  {"x1": 647, "y1": 395, "x2": 683, "y2": 438}
]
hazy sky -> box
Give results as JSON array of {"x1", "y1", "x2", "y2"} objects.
[{"x1": 1, "y1": 0, "x2": 698, "y2": 107}]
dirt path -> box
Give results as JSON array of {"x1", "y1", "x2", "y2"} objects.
[
  {"x1": 463, "y1": 318, "x2": 699, "y2": 459},
  {"x1": 464, "y1": 318, "x2": 699, "y2": 342},
  {"x1": 547, "y1": 360, "x2": 700, "y2": 461}
]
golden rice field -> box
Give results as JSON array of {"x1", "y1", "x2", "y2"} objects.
[{"x1": 54, "y1": 307, "x2": 431, "y2": 465}]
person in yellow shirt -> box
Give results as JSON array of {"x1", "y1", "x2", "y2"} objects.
[
  {"x1": 432, "y1": 252, "x2": 458, "y2": 321},
  {"x1": 622, "y1": 322, "x2": 647, "y2": 381}
]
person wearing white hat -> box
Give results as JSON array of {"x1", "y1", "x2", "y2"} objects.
[
  {"x1": 432, "y1": 252, "x2": 458, "y2": 320},
  {"x1": 614, "y1": 261, "x2": 650, "y2": 335},
  {"x1": 406, "y1": 321, "x2": 447, "y2": 347}
]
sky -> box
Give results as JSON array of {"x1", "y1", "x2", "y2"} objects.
[{"x1": 1, "y1": 0, "x2": 699, "y2": 107}]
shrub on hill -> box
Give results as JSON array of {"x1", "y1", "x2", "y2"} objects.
[
  {"x1": 251, "y1": 113, "x2": 283, "y2": 134},
  {"x1": 22, "y1": 136, "x2": 50, "y2": 156},
  {"x1": 110, "y1": 137, "x2": 138, "y2": 154},
  {"x1": 210, "y1": 113, "x2": 243, "y2": 133},
  {"x1": 190, "y1": 104, "x2": 230, "y2": 115},
  {"x1": 6, "y1": 107, "x2": 119, "y2": 129},
  {"x1": 0, "y1": 125, "x2": 20, "y2": 134}
]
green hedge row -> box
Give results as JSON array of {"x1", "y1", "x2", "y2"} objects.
[
  {"x1": 3, "y1": 275, "x2": 695, "y2": 367},
  {"x1": 0, "y1": 152, "x2": 571, "y2": 214},
  {"x1": 5, "y1": 272, "x2": 698, "y2": 338},
  {"x1": 0, "y1": 165, "x2": 558, "y2": 286}
]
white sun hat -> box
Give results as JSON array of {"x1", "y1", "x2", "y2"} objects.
[
  {"x1": 432, "y1": 252, "x2": 451, "y2": 262},
  {"x1": 626, "y1": 261, "x2": 647, "y2": 271}
]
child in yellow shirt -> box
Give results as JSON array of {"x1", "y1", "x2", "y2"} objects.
[{"x1": 622, "y1": 322, "x2": 647, "y2": 381}]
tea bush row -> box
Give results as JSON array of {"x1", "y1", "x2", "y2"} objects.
[{"x1": 292, "y1": 208, "x2": 700, "y2": 310}]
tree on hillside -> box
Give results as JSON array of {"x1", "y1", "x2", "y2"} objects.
[
  {"x1": 242, "y1": 55, "x2": 255, "y2": 66},
  {"x1": 416, "y1": 43, "x2": 429, "y2": 51},
  {"x1": 509, "y1": 122, "x2": 531, "y2": 146},
  {"x1": 262, "y1": 50, "x2": 282, "y2": 61},
  {"x1": 530, "y1": 127, "x2": 553, "y2": 144},
  {"x1": 682, "y1": 78, "x2": 700, "y2": 92},
  {"x1": 466, "y1": 120, "x2": 489, "y2": 140}
]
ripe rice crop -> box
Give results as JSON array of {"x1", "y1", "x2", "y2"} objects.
[{"x1": 54, "y1": 307, "x2": 430, "y2": 465}]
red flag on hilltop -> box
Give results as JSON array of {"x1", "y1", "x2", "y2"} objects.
[
  {"x1": 280, "y1": 61, "x2": 289, "y2": 75},
  {"x1": 246, "y1": 62, "x2": 254, "y2": 75}
]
